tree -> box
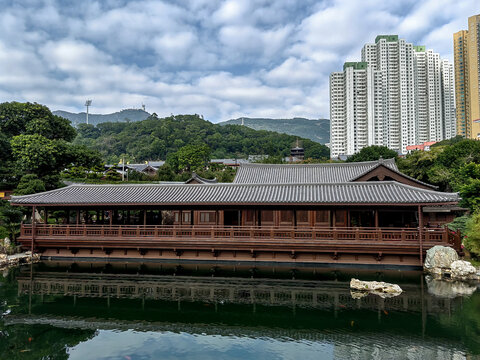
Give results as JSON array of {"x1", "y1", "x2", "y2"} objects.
[
  {"x1": 0, "y1": 102, "x2": 76, "y2": 140},
  {"x1": 10, "y1": 134, "x2": 58, "y2": 178},
  {"x1": 346, "y1": 146, "x2": 398, "y2": 162},
  {"x1": 464, "y1": 211, "x2": 480, "y2": 258},
  {"x1": 171, "y1": 144, "x2": 211, "y2": 172},
  {"x1": 156, "y1": 164, "x2": 176, "y2": 181},
  {"x1": 0, "y1": 201, "x2": 23, "y2": 242},
  {"x1": 457, "y1": 163, "x2": 480, "y2": 212},
  {"x1": 0, "y1": 102, "x2": 102, "y2": 190},
  {"x1": 14, "y1": 174, "x2": 46, "y2": 195}
]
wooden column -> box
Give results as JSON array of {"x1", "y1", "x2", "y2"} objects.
[
  {"x1": 44, "y1": 208, "x2": 48, "y2": 224},
  {"x1": 143, "y1": 210, "x2": 147, "y2": 226},
  {"x1": 374, "y1": 210, "x2": 379, "y2": 228},
  {"x1": 76, "y1": 210, "x2": 80, "y2": 225},
  {"x1": 109, "y1": 210, "x2": 113, "y2": 226},
  {"x1": 31, "y1": 206, "x2": 36, "y2": 254},
  {"x1": 418, "y1": 205, "x2": 424, "y2": 264}
]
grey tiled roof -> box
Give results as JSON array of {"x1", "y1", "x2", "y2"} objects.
[
  {"x1": 233, "y1": 159, "x2": 399, "y2": 184},
  {"x1": 10, "y1": 181, "x2": 458, "y2": 206},
  {"x1": 349, "y1": 161, "x2": 438, "y2": 189}
]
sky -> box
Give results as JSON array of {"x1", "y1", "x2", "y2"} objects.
[{"x1": 0, "y1": 0, "x2": 478, "y2": 122}]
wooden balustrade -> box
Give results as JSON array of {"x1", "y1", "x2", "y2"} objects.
[{"x1": 19, "y1": 223, "x2": 449, "y2": 245}]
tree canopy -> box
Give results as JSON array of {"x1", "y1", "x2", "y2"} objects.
[
  {"x1": 0, "y1": 102, "x2": 102, "y2": 191},
  {"x1": 346, "y1": 145, "x2": 398, "y2": 162},
  {"x1": 73, "y1": 114, "x2": 330, "y2": 163}
]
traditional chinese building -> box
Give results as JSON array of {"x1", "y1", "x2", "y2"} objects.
[{"x1": 11, "y1": 159, "x2": 462, "y2": 268}]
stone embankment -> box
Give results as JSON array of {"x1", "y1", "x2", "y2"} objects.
[
  {"x1": 350, "y1": 278, "x2": 403, "y2": 299},
  {"x1": 424, "y1": 245, "x2": 480, "y2": 298},
  {"x1": 0, "y1": 251, "x2": 40, "y2": 270}
]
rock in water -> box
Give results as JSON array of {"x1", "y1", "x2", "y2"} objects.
[
  {"x1": 424, "y1": 245, "x2": 458, "y2": 271},
  {"x1": 450, "y1": 260, "x2": 478, "y2": 280},
  {"x1": 350, "y1": 278, "x2": 403, "y2": 297}
]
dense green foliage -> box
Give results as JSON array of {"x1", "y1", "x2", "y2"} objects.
[
  {"x1": 0, "y1": 102, "x2": 102, "y2": 192},
  {"x1": 0, "y1": 200, "x2": 23, "y2": 242},
  {"x1": 465, "y1": 212, "x2": 480, "y2": 258},
  {"x1": 346, "y1": 145, "x2": 398, "y2": 162},
  {"x1": 221, "y1": 117, "x2": 330, "y2": 144},
  {"x1": 398, "y1": 139, "x2": 480, "y2": 197},
  {"x1": 395, "y1": 139, "x2": 480, "y2": 257},
  {"x1": 73, "y1": 114, "x2": 330, "y2": 164}
]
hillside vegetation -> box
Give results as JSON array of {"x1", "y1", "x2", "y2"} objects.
[
  {"x1": 221, "y1": 117, "x2": 330, "y2": 144},
  {"x1": 53, "y1": 109, "x2": 150, "y2": 127},
  {"x1": 73, "y1": 114, "x2": 330, "y2": 164}
]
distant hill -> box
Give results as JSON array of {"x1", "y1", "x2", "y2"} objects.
[
  {"x1": 53, "y1": 109, "x2": 150, "y2": 127},
  {"x1": 220, "y1": 117, "x2": 330, "y2": 144},
  {"x1": 73, "y1": 114, "x2": 330, "y2": 163}
]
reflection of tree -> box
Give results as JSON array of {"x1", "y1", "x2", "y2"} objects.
[
  {"x1": 437, "y1": 292, "x2": 480, "y2": 355},
  {"x1": 0, "y1": 268, "x2": 94, "y2": 359},
  {"x1": 0, "y1": 324, "x2": 94, "y2": 360}
]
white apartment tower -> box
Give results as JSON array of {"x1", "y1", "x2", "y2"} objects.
[
  {"x1": 330, "y1": 62, "x2": 375, "y2": 157},
  {"x1": 330, "y1": 35, "x2": 456, "y2": 158}
]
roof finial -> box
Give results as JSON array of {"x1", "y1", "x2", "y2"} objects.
[{"x1": 379, "y1": 156, "x2": 384, "y2": 163}]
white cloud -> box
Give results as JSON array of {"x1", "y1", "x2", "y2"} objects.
[{"x1": 0, "y1": 0, "x2": 478, "y2": 122}]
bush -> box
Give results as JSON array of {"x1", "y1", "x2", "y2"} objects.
[
  {"x1": 448, "y1": 215, "x2": 470, "y2": 235},
  {"x1": 464, "y1": 212, "x2": 480, "y2": 258}
]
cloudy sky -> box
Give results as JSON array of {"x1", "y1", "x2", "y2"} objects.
[{"x1": 0, "y1": 0, "x2": 478, "y2": 122}]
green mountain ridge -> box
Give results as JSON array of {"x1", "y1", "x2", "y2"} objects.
[
  {"x1": 53, "y1": 109, "x2": 150, "y2": 126},
  {"x1": 73, "y1": 114, "x2": 330, "y2": 163},
  {"x1": 220, "y1": 117, "x2": 330, "y2": 144}
]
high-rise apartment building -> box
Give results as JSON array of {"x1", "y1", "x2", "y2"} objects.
[
  {"x1": 454, "y1": 14, "x2": 480, "y2": 139},
  {"x1": 330, "y1": 35, "x2": 455, "y2": 158},
  {"x1": 329, "y1": 62, "x2": 375, "y2": 157}
]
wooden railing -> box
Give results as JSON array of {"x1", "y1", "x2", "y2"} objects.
[{"x1": 20, "y1": 224, "x2": 449, "y2": 244}]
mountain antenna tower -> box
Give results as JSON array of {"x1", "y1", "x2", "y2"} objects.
[
  {"x1": 241, "y1": 117, "x2": 244, "y2": 126},
  {"x1": 85, "y1": 100, "x2": 92, "y2": 124}
]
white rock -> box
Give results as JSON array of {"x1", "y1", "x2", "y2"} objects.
[
  {"x1": 424, "y1": 245, "x2": 458, "y2": 270},
  {"x1": 450, "y1": 260, "x2": 478, "y2": 279},
  {"x1": 350, "y1": 278, "x2": 403, "y2": 296}
]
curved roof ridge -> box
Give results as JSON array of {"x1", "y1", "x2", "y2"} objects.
[
  {"x1": 187, "y1": 172, "x2": 218, "y2": 184},
  {"x1": 240, "y1": 159, "x2": 397, "y2": 167}
]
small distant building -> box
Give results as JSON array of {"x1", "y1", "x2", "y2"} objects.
[
  {"x1": 406, "y1": 141, "x2": 437, "y2": 153},
  {"x1": 210, "y1": 159, "x2": 250, "y2": 167},
  {"x1": 0, "y1": 190, "x2": 14, "y2": 200},
  {"x1": 105, "y1": 161, "x2": 166, "y2": 176}
]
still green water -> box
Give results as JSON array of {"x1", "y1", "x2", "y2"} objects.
[{"x1": 0, "y1": 262, "x2": 479, "y2": 359}]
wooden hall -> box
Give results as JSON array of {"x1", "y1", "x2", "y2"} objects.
[{"x1": 12, "y1": 159, "x2": 462, "y2": 268}]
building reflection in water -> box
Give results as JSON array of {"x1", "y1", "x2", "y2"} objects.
[{"x1": 4, "y1": 261, "x2": 476, "y2": 359}]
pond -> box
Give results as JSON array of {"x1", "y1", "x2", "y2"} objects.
[{"x1": 0, "y1": 261, "x2": 479, "y2": 359}]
